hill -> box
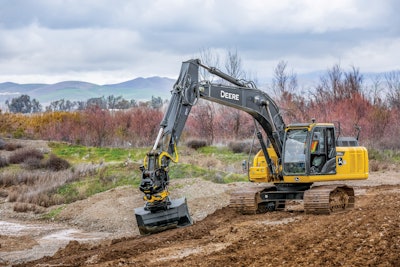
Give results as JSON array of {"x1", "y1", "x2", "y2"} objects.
[{"x1": 0, "y1": 77, "x2": 175, "y2": 106}]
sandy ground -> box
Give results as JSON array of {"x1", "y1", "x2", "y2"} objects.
[{"x1": 0, "y1": 169, "x2": 399, "y2": 266}]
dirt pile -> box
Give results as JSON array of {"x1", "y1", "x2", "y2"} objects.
[
  {"x1": 55, "y1": 178, "x2": 232, "y2": 236},
  {"x1": 15, "y1": 184, "x2": 400, "y2": 267}
]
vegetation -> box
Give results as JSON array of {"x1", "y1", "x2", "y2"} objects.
[
  {"x1": 0, "y1": 140, "x2": 248, "y2": 213},
  {"x1": 1, "y1": 68, "x2": 399, "y2": 150},
  {"x1": 5, "y1": 94, "x2": 163, "y2": 113}
]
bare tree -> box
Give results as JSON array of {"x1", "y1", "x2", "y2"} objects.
[
  {"x1": 366, "y1": 75, "x2": 385, "y2": 106},
  {"x1": 272, "y1": 60, "x2": 297, "y2": 97},
  {"x1": 271, "y1": 61, "x2": 305, "y2": 122},
  {"x1": 385, "y1": 70, "x2": 400, "y2": 110},
  {"x1": 198, "y1": 47, "x2": 221, "y2": 81},
  {"x1": 223, "y1": 48, "x2": 247, "y2": 139},
  {"x1": 225, "y1": 48, "x2": 244, "y2": 80}
]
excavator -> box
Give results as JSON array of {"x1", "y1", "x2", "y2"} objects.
[{"x1": 134, "y1": 59, "x2": 369, "y2": 235}]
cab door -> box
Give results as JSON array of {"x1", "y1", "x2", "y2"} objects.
[{"x1": 309, "y1": 126, "x2": 336, "y2": 174}]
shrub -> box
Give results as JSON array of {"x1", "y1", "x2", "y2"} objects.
[
  {"x1": 369, "y1": 160, "x2": 379, "y2": 172},
  {"x1": 4, "y1": 142, "x2": 22, "y2": 151},
  {"x1": 0, "y1": 189, "x2": 8, "y2": 198},
  {"x1": 44, "y1": 154, "x2": 70, "y2": 171},
  {"x1": 13, "y1": 202, "x2": 44, "y2": 213},
  {"x1": 7, "y1": 190, "x2": 18, "y2": 202},
  {"x1": 228, "y1": 141, "x2": 260, "y2": 154},
  {"x1": 9, "y1": 148, "x2": 44, "y2": 164},
  {"x1": 186, "y1": 139, "x2": 207, "y2": 150},
  {"x1": 0, "y1": 138, "x2": 5, "y2": 150},
  {"x1": 0, "y1": 156, "x2": 8, "y2": 168},
  {"x1": 22, "y1": 157, "x2": 43, "y2": 170}
]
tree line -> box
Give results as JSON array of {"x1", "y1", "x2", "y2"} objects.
[
  {"x1": 5, "y1": 94, "x2": 164, "y2": 113},
  {"x1": 0, "y1": 49, "x2": 399, "y2": 150}
]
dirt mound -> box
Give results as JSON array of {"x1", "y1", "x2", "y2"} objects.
[
  {"x1": 16, "y1": 185, "x2": 400, "y2": 267},
  {"x1": 55, "y1": 178, "x2": 232, "y2": 237}
]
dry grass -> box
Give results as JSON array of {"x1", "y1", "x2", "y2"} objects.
[
  {"x1": 2, "y1": 164, "x2": 99, "y2": 208},
  {"x1": 369, "y1": 159, "x2": 391, "y2": 172},
  {"x1": 8, "y1": 148, "x2": 44, "y2": 164},
  {"x1": 0, "y1": 139, "x2": 23, "y2": 151},
  {"x1": 13, "y1": 202, "x2": 45, "y2": 213},
  {"x1": 21, "y1": 156, "x2": 42, "y2": 170}
]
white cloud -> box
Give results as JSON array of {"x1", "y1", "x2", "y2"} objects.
[
  {"x1": 343, "y1": 37, "x2": 400, "y2": 72},
  {"x1": 0, "y1": 0, "x2": 398, "y2": 84}
]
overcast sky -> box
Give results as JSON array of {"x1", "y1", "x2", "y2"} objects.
[{"x1": 0, "y1": 0, "x2": 399, "y2": 85}]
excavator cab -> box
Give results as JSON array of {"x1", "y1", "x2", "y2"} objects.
[
  {"x1": 282, "y1": 124, "x2": 337, "y2": 176},
  {"x1": 281, "y1": 123, "x2": 368, "y2": 183}
]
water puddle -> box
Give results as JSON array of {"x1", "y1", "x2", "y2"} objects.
[{"x1": 0, "y1": 220, "x2": 110, "y2": 265}]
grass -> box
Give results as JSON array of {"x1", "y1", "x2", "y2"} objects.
[
  {"x1": 41, "y1": 206, "x2": 65, "y2": 220},
  {"x1": 2, "y1": 142, "x2": 250, "y2": 211},
  {"x1": 48, "y1": 142, "x2": 148, "y2": 163},
  {"x1": 197, "y1": 146, "x2": 250, "y2": 164},
  {"x1": 7, "y1": 140, "x2": 400, "y2": 213},
  {"x1": 48, "y1": 144, "x2": 249, "y2": 204},
  {"x1": 368, "y1": 149, "x2": 400, "y2": 164},
  {"x1": 54, "y1": 165, "x2": 141, "y2": 204},
  {"x1": 169, "y1": 162, "x2": 247, "y2": 183}
]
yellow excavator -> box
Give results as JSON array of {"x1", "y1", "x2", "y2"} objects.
[{"x1": 134, "y1": 59, "x2": 368, "y2": 235}]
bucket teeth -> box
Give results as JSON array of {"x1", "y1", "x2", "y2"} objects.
[{"x1": 135, "y1": 197, "x2": 193, "y2": 235}]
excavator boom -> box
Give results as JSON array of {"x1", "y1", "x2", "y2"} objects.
[{"x1": 135, "y1": 59, "x2": 286, "y2": 234}]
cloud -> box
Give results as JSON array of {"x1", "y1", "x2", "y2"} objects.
[{"x1": 0, "y1": 0, "x2": 398, "y2": 84}]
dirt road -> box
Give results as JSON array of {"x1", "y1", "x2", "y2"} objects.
[{"x1": 1, "y1": 171, "x2": 398, "y2": 267}]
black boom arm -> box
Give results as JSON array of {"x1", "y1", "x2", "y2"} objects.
[{"x1": 140, "y1": 59, "x2": 285, "y2": 210}]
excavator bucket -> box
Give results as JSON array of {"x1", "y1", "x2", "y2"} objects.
[{"x1": 134, "y1": 197, "x2": 193, "y2": 235}]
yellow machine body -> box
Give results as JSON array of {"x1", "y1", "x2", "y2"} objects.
[{"x1": 249, "y1": 123, "x2": 369, "y2": 184}]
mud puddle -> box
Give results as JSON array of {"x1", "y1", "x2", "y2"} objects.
[{"x1": 0, "y1": 220, "x2": 110, "y2": 266}]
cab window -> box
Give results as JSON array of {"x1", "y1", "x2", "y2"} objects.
[{"x1": 283, "y1": 129, "x2": 307, "y2": 174}]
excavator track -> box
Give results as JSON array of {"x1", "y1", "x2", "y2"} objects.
[
  {"x1": 229, "y1": 185, "x2": 275, "y2": 214},
  {"x1": 303, "y1": 185, "x2": 355, "y2": 215}
]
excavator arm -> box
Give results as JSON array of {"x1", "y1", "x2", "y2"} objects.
[{"x1": 135, "y1": 59, "x2": 286, "y2": 234}]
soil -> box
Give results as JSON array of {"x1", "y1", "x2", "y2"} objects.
[
  {"x1": 0, "y1": 139, "x2": 399, "y2": 266},
  {"x1": 0, "y1": 172, "x2": 398, "y2": 267}
]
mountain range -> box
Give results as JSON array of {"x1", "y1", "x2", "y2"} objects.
[{"x1": 0, "y1": 76, "x2": 175, "y2": 106}]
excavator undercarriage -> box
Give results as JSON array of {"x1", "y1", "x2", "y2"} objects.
[{"x1": 230, "y1": 183, "x2": 355, "y2": 215}]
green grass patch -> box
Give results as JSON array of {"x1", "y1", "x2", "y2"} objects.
[
  {"x1": 40, "y1": 142, "x2": 248, "y2": 206},
  {"x1": 197, "y1": 146, "x2": 248, "y2": 164},
  {"x1": 368, "y1": 148, "x2": 400, "y2": 162},
  {"x1": 169, "y1": 162, "x2": 247, "y2": 183},
  {"x1": 48, "y1": 142, "x2": 148, "y2": 163},
  {"x1": 41, "y1": 206, "x2": 65, "y2": 220},
  {"x1": 55, "y1": 164, "x2": 141, "y2": 203},
  {"x1": 169, "y1": 163, "x2": 208, "y2": 179}
]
